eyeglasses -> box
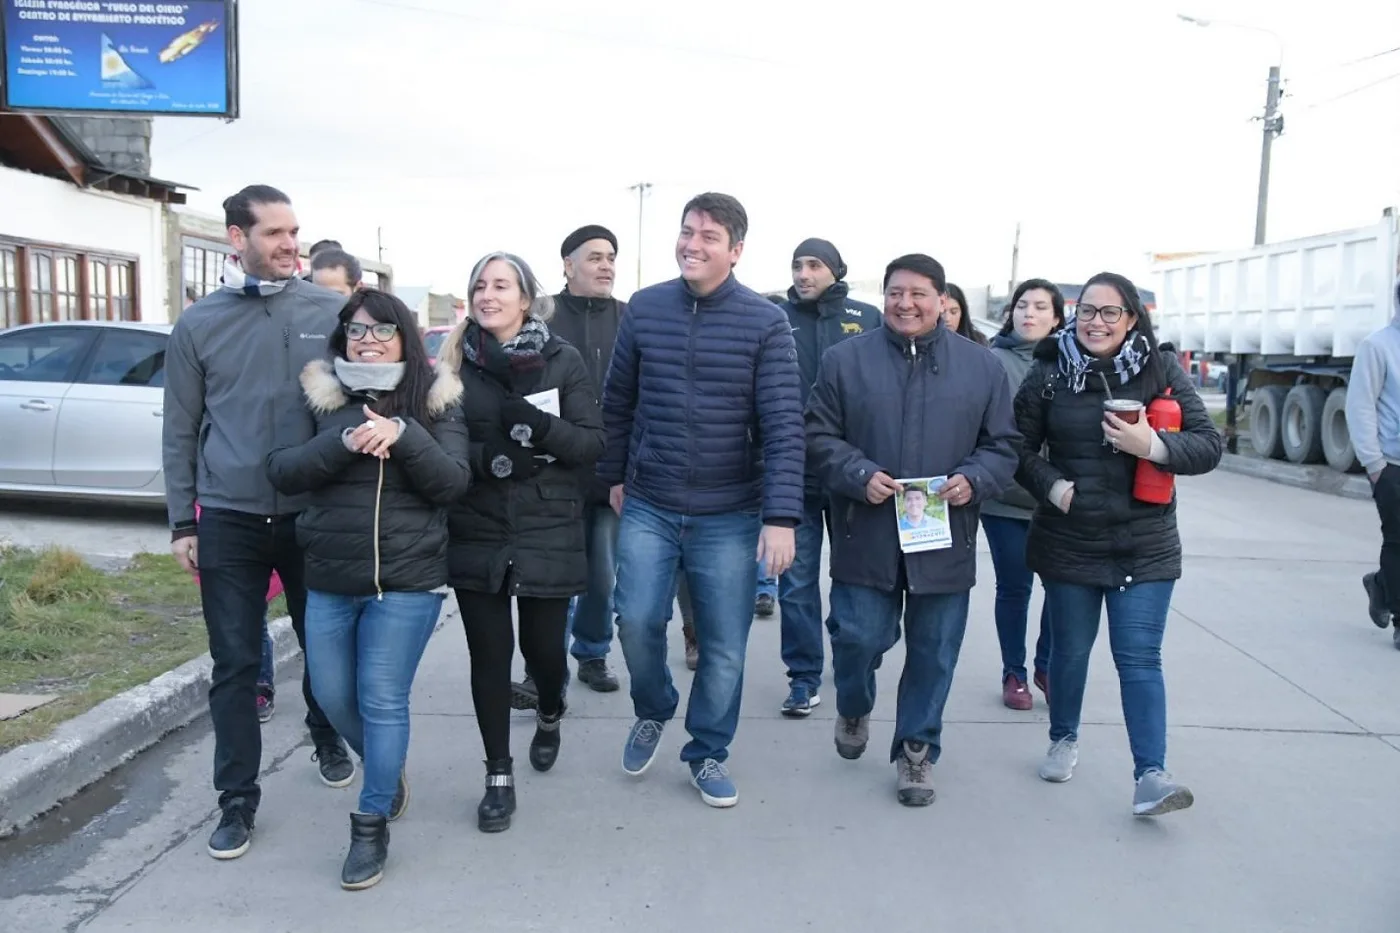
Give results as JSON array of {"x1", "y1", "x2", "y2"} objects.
[
  {"x1": 344, "y1": 321, "x2": 399, "y2": 342},
  {"x1": 1075, "y1": 304, "x2": 1127, "y2": 324}
]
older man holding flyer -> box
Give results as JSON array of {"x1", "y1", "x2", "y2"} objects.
[{"x1": 805, "y1": 252, "x2": 1018, "y2": 807}]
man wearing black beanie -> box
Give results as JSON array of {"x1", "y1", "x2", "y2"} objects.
[
  {"x1": 773, "y1": 238, "x2": 880, "y2": 719},
  {"x1": 508, "y1": 225, "x2": 628, "y2": 705},
  {"x1": 806, "y1": 252, "x2": 1019, "y2": 807}
]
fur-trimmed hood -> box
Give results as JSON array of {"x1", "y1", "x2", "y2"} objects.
[{"x1": 299, "y1": 358, "x2": 464, "y2": 417}]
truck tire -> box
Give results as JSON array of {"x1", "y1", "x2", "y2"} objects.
[
  {"x1": 1249, "y1": 385, "x2": 1287, "y2": 460},
  {"x1": 1282, "y1": 385, "x2": 1326, "y2": 464},
  {"x1": 1321, "y1": 387, "x2": 1360, "y2": 472}
]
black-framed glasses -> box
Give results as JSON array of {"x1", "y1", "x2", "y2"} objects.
[
  {"x1": 344, "y1": 321, "x2": 399, "y2": 342},
  {"x1": 1076, "y1": 304, "x2": 1126, "y2": 324}
]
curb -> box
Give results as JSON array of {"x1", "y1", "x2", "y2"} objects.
[
  {"x1": 0, "y1": 614, "x2": 303, "y2": 838},
  {"x1": 1216, "y1": 452, "x2": 1371, "y2": 501}
]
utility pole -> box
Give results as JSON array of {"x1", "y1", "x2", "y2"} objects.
[
  {"x1": 377, "y1": 226, "x2": 384, "y2": 264},
  {"x1": 1254, "y1": 65, "x2": 1284, "y2": 246},
  {"x1": 1225, "y1": 64, "x2": 1284, "y2": 454},
  {"x1": 628, "y1": 181, "x2": 652, "y2": 290},
  {"x1": 1008, "y1": 221, "x2": 1021, "y2": 296}
]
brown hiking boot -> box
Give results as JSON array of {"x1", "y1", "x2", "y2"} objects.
[
  {"x1": 895, "y1": 741, "x2": 936, "y2": 806},
  {"x1": 1002, "y1": 673, "x2": 1033, "y2": 711}
]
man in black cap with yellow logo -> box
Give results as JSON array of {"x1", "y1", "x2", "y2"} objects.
[
  {"x1": 511, "y1": 225, "x2": 627, "y2": 708},
  {"x1": 775, "y1": 237, "x2": 881, "y2": 719}
]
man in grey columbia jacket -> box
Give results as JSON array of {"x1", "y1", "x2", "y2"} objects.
[
  {"x1": 1347, "y1": 277, "x2": 1400, "y2": 643},
  {"x1": 162, "y1": 185, "x2": 353, "y2": 861}
]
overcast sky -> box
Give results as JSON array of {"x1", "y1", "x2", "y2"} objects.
[{"x1": 152, "y1": 0, "x2": 1400, "y2": 302}]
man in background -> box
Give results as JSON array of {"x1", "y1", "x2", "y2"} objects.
[
  {"x1": 309, "y1": 247, "x2": 363, "y2": 297},
  {"x1": 774, "y1": 238, "x2": 880, "y2": 718},
  {"x1": 511, "y1": 224, "x2": 627, "y2": 707},
  {"x1": 1347, "y1": 277, "x2": 1400, "y2": 645}
]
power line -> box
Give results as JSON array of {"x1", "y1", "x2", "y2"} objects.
[
  {"x1": 1338, "y1": 45, "x2": 1400, "y2": 67},
  {"x1": 1299, "y1": 70, "x2": 1400, "y2": 110},
  {"x1": 347, "y1": 0, "x2": 787, "y2": 67}
]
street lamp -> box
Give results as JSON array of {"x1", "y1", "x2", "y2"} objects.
[{"x1": 1177, "y1": 12, "x2": 1284, "y2": 247}]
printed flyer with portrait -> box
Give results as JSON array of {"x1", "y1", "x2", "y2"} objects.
[{"x1": 894, "y1": 476, "x2": 952, "y2": 553}]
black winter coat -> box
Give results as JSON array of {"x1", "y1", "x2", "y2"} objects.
[
  {"x1": 1013, "y1": 341, "x2": 1222, "y2": 588},
  {"x1": 436, "y1": 320, "x2": 605, "y2": 598},
  {"x1": 549, "y1": 290, "x2": 626, "y2": 505},
  {"x1": 266, "y1": 360, "x2": 472, "y2": 596},
  {"x1": 806, "y1": 323, "x2": 1019, "y2": 595}
]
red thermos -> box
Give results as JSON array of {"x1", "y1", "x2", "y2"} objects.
[{"x1": 1134, "y1": 389, "x2": 1182, "y2": 504}]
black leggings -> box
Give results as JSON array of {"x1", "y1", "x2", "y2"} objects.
[{"x1": 456, "y1": 587, "x2": 568, "y2": 761}]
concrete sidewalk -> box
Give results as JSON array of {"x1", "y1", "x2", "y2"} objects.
[{"x1": 2, "y1": 470, "x2": 1397, "y2": 932}]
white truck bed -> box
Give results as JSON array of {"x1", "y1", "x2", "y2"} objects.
[{"x1": 1154, "y1": 213, "x2": 1399, "y2": 359}]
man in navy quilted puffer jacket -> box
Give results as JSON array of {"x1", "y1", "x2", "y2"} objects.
[{"x1": 600, "y1": 192, "x2": 804, "y2": 809}]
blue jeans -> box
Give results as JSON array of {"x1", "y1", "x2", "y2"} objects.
[
  {"x1": 829, "y1": 582, "x2": 971, "y2": 763},
  {"x1": 258, "y1": 614, "x2": 275, "y2": 687},
  {"x1": 1043, "y1": 580, "x2": 1174, "y2": 780},
  {"x1": 779, "y1": 494, "x2": 830, "y2": 691},
  {"x1": 981, "y1": 515, "x2": 1050, "y2": 682},
  {"x1": 756, "y1": 561, "x2": 777, "y2": 601},
  {"x1": 568, "y1": 504, "x2": 620, "y2": 662},
  {"x1": 304, "y1": 589, "x2": 444, "y2": 816},
  {"x1": 614, "y1": 496, "x2": 760, "y2": 764}
]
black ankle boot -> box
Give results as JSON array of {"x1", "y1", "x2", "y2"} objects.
[
  {"x1": 478, "y1": 758, "x2": 515, "y2": 833},
  {"x1": 530, "y1": 707, "x2": 564, "y2": 772},
  {"x1": 341, "y1": 812, "x2": 388, "y2": 891}
]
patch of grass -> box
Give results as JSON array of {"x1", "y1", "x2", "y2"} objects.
[{"x1": 0, "y1": 546, "x2": 213, "y2": 751}]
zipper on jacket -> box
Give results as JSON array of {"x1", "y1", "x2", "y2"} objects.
[
  {"x1": 685, "y1": 299, "x2": 699, "y2": 495},
  {"x1": 372, "y1": 457, "x2": 385, "y2": 600}
]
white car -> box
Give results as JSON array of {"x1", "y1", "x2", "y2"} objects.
[{"x1": 0, "y1": 321, "x2": 171, "y2": 504}]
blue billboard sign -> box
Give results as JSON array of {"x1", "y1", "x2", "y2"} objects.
[{"x1": 1, "y1": 0, "x2": 238, "y2": 116}]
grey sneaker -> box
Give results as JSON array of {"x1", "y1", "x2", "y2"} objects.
[
  {"x1": 895, "y1": 741, "x2": 936, "y2": 807},
  {"x1": 1133, "y1": 769, "x2": 1195, "y2": 816},
  {"x1": 1038, "y1": 737, "x2": 1079, "y2": 783},
  {"x1": 834, "y1": 715, "x2": 870, "y2": 760}
]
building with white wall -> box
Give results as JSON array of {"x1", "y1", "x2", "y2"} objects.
[{"x1": 0, "y1": 114, "x2": 189, "y2": 325}]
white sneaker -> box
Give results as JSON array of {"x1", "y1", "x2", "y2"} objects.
[{"x1": 1038, "y1": 737, "x2": 1079, "y2": 783}]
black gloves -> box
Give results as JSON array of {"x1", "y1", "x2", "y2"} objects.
[
  {"x1": 485, "y1": 440, "x2": 543, "y2": 480},
  {"x1": 499, "y1": 395, "x2": 551, "y2": 445}
]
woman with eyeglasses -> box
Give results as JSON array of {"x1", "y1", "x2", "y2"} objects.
[
  {"x1": 982, "y1": 279, "x2": 1065, "y2": 710},
  {"x1": 942, "y1": 283, "x2": 989, "y2": 347},
  {"x1": 1013, "y1": 272, "x2": 1220, "y2": 816},
  {"x1": 267, "y1": 289, "x2": 472, "y2": 889},
  {"x1": 437, "y1": 251, "x2": 604, "y2": 833}
]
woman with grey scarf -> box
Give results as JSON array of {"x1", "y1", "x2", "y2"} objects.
[
  {"x1": 267, "y1": 289, "x2": 472, "y2": 890},
  {"x1": 437, "y1": 252, "x2": 604, "y2": 833}
]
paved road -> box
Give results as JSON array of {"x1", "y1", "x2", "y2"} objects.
[
  {"x1": 0, "y1": 498, "x2": 167, "y2": 568},
  {"x1": 1, "y1": 471, "x2": 1395, "y2": 933}
]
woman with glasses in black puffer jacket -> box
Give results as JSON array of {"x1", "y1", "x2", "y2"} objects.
[
  {"x1": 1014, "y1": 272, "x2": 1221, "y2": 817},
  {"x1": 268, "y1": 289, "x2": 472, "y2": 890}
]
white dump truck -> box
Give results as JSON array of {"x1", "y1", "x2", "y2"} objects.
[{"x1": 1153, "y1": 209, "x2": 1400, "y2": 473}]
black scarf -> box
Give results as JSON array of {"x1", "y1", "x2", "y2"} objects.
[{"x1": 460, "y1": 318, "x2": 550, "y2": 392}]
